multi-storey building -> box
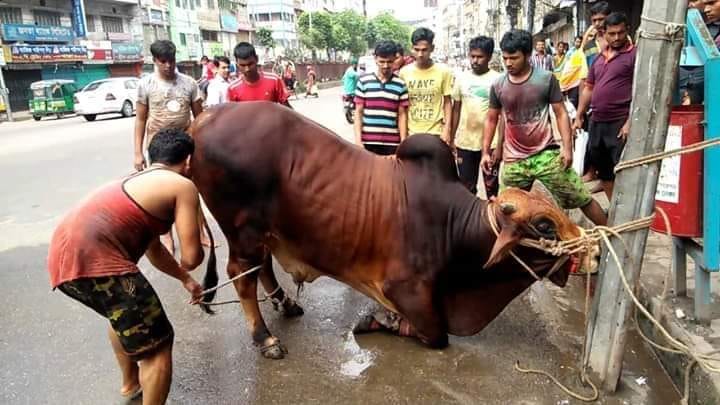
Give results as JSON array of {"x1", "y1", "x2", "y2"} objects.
[
  {"x1": 0, "y1": 0, "x2": 144, "y2": 111},
  {"x1": 248, "y1": 0, "x2": 298, "y2": 54}
]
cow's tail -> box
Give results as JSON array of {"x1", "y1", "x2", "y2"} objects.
[{"x1": 200, "y1": 219, "x2": 218, "y2": 315}]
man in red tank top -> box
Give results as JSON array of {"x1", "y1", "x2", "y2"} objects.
[
  {"x1": 227, "y1": 42, "x2": 291, "y2": 107},
  {"x1": 48, "y1": 128, "x2": 206, "y2": 404}
]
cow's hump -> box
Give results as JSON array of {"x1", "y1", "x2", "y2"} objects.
[{"x1": 396, "y1": 134, "x2": 459, "y2": 182}]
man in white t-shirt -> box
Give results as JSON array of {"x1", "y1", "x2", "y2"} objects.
[
  {"x1": 450, "y1": 35, "x2": 502, "y2": 198},
  {"x1": 205, "y1": 56, "x2": 232, "y2": 106}
]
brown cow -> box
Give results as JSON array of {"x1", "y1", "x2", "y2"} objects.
[{"x1": 190, "y1": 102, "x2": 587, "y2": 359}]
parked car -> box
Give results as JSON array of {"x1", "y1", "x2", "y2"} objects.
[
  {"x1": 28, "y1": 80, "x2": 78, "y2": 121},
  {"x1": 74, "y1": 77, "x2": 139, "y2": 121}
]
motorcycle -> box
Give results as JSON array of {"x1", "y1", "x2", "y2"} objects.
[{"x1": 343, "y1": 94, "x2": 355, "y2": 124}]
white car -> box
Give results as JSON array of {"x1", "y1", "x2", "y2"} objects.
[{"x1": 74, "y1": 77, "x2": 139, "y2": 121}]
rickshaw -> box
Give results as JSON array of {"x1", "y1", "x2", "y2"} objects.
[{"x1": 28, "y1": 80, "x2": 78, "y2": 121}]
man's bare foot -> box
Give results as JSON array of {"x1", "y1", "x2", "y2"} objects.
[{"x1": 120, "y1": 382, "x2": 142, "y2": 398}]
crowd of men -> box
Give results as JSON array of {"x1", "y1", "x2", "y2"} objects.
[{"x1": 45, "y1": 1, "x2": 720, "y2": 403}]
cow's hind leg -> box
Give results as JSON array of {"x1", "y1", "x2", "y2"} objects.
[
  {"x1": 228, "y1": 253, "x2": 287, "y2": 359},
  {"x1": 258, "y1": 254, "x2": 304, "y2": 318},
  {"x1": 382, "y1": 279, "x2": 449, "y2": 349}
]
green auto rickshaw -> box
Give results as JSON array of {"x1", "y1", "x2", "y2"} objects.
[{"x1": 28, "y1": 80, "x2": 78, "y2": 121}]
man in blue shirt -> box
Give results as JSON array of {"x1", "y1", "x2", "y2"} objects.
[{"x1": 342, "y1": 58, "x2": 360, "y2": 97}]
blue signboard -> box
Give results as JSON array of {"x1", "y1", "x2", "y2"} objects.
[
  {"x1": 220, "y1": 11, "x2": 239, "y2": 32},
  {"x1": 1, "y1": 24, "x2": 75, "y2": 43},
  {"x1": 71, "y1": 0, "x2": 87, "y2": 38}
]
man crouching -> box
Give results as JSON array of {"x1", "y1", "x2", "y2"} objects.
[{"x1": 47, "y1": 128, "x2": 205, "y2": 404}]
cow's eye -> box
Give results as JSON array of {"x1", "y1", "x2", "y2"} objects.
[{"x1": 532, "y1": 218, "x2": 556, "y2": 238}]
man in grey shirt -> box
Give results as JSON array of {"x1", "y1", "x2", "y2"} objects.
[
  {"x1": 134, "y1": 40, "x2": 205, "y2": 254},
  {"x1": 135, "y1": 40, "x2": 203, "y2": 172}
]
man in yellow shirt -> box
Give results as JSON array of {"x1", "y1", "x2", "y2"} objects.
[{"x1": 399, "y1": 28, "x2": 454, "y2": 143}]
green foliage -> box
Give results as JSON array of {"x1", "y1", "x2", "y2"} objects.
[
  {"x1": 366, "y1": 13, "x2": 411, "y2": 50},
  {"x1": 298, "y1": 10, "x2": 409, "y2": 59},
  {"x1": 256, "y1": 28, "x2": 275, "y2": 49}
]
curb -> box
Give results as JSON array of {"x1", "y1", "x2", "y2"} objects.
[{"x1": 637, "y1": 288, "x2": 720, "y2": 404}]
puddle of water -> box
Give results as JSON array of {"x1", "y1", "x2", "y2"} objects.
[{"x1": 339, "y1": 332, "x2": 375, "y2": 378}]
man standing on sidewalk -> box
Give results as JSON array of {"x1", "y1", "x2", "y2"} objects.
[
  {"x1": 399, "y1": 28, "x2": 454, "y2": 143},
  {"x1": 530, "y1": 39, "x2": 554, "y2": 71},
  {"x1": 228, "y1": 42, "x2": 290, "y2": 107},
  {"x1": 134, "y1": 40, "x2": 204, "y2": 254},
  {"x1": 205, "y1": 56, "x2": 232, "y2": 106},
  {"x1": 582, "y1": 1, "x2": 611, "y2": 67},
  {"x1": 450, "y1": 35, "x2": 502, "y2": 197},
  {"x1": 354, "y1": 41, "x2": 409, "y2": 155},
  {"x1": 482, "y1": 30, "x2": 607, "y2": 226},
  {"x1": 573, "y1": 12, "x2": 636, "y2": 200}
]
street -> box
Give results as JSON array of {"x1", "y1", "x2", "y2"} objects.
[{"x1": 0, "y1": 87, "x2": 680, "y2": 404}]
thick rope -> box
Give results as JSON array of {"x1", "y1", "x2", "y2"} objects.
[
  {"x1": 615, "y1": 138, "x2": 720, "y2": 173},
  {"x1": 199, "y1": 265, "x2": 262, "y2": 306},
  {"x1": 637, "y1": 15, "x2": 686, "y2": 42}
]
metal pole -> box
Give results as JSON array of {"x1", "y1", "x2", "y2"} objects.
[
  {"x1": 582, "y1": 0, "x2": 688, "y2": 392},
  {"x1": 0, "y1": 67, "x2": 13, "y2": 122}
]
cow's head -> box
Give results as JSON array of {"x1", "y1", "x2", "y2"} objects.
[{"x1": 484, "y1": 188, "x2": 591, "y2": 287}]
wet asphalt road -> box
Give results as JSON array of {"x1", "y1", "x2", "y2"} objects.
[{"x1": 0, "y1": 88, "x2": 680, "y2": 404}]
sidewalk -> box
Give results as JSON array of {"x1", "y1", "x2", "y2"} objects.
[{"x1": 570, "y1": 185, "x2": 720, "y2": 404}]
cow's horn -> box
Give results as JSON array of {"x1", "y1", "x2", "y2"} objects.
[{"x1": 500, "y1": 202, "x2": 516, "y2": 215}]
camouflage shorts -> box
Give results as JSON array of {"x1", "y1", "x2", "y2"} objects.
[
  {"x1": 58, "y1": 272, "x2": 174, "y2": 358},
  {"x1": 500, "y1": 148, "x2": 592, "y2": 209}
]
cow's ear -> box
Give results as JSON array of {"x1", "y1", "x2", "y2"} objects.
[
  {"x1": 484, "y1": 223, "x2": 522, "y2": 269},
  {"x1": 548, "y1": 265, "x2": 570, "y2": 287}
]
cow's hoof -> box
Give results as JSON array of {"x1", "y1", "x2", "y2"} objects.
[
  {"x1": 352, "y1": 314, "x2": 384, "y2": 334},
  {"x1": 259, "y1": 337, "x2": 288, "y2": 360},
  {"x1": 282, "y1": 298, "x2": 304, "y2": 318}
]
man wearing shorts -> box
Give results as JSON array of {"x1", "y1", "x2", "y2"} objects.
[
  {"x1": 48, "y1": 128, "x2": 205, "y2": 404},
  {"x1": 574, "y1": 12, "x2": 636, "y2": 199},
  {"x1": 482, "y1": 29, "x2": 607, "y2": 226}
]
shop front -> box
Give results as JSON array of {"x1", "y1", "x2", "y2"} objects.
[{"x1": 1, "y1": 44, "x2": 88, "y2": 110}]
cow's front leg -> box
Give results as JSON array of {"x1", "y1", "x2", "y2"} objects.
[
  {"x1": 258, "y1": 254, "x2": 304, "y2": 318},
  {"x1": 383, "y1": 279, "x2": 449, "y2": 349},
  {"x1": 228, "y1": 256, "x2": 287, "y2": 359}
]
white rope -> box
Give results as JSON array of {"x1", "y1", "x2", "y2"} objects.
[
  {"x1": 199, "y1": 264, "x2": 263, "y2": 297},
  {"x1": 637, "y1": 15, "x2": 686, "y2": 42}
]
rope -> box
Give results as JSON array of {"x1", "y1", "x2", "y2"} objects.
[
  {"x1": 514, "y1": 361, "x2": 599, "y2": 402},
  {"x1": 637, "y1": 15, "x2": 686, "y2": 42},
  {"x1": 198, "y1": 265, "x2": 262, "y2": 306},
  {"x1": 615, "y1": 138, "x2": 720, "y2": 173}
]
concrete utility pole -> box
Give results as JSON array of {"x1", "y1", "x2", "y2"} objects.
[{"x1": 582, "y1": 0, "x2": 688, "y2": 392}]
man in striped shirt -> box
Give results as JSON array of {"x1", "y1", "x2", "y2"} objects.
[{"x1": 354, "y1": 41, "x2": 409, "y2": 155}]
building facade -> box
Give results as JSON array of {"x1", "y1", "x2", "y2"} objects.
[
  {"x1": 0, "y1": 0, "x2": 144, "y2": 111},
  {"x1": 248, "y1": 0, "x2": 298, "y2": 55}
]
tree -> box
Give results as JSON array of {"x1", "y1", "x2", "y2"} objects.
[
  {"x1": 365, "y1": 13, "x2": 411, "y2": 50},
  {"x1": 298, "y1": 11, "x2": 335, "y2": 59},
  {"x1": 256, "y1": 28, "x2": 276, "y2": 49},
  {"x1": 332, "y1": 10, "x2": 367, "y2": 57}
]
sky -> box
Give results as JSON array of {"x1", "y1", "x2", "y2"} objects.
[{"x1": 365, "y1": 0, "x2": 433, "y2": 22}]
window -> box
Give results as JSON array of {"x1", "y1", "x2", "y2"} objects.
[
  {"x1": 257, "y1": 13, "x2": 269, "y2": 22},
  {"x1": 271, "y1": 12, "x2": 281, "y2": 21},
  {"x1": 101, "y1": 16, "x2": 123, "y2": 33},
  {"x1": 180, "y1": 33, "x2": 187, "y2": 45},
  {"x1": 189, "y1": 0, "x2": 195, "y2": 10},
  {"x1": 0, "y1": 7, "x2": 23, "y2": 24},
  {"x1": 125, "y1": 80, "x2": 138, "y2": 90},
  {"x1": 196, "y1": 0, "x2": 201, "y2": 7},
  {"x1": 207, "y1": 0, "x2": 215, "y2": 9},
  {"x1": 85, "y1": 15, "x2": 96, "y2": 32},
  {"x1": 183, "y1": 0, "x2": 189, "y2": 9},
  {"x1": 34, "y1": 10, "x2": 61, "y2": 26},
  {"x1": 175, "y1": 0, "x2": 181, "y2": 7},
  {"x1": 201, "y1": 30, "x2": 218, "y2": 41}
]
